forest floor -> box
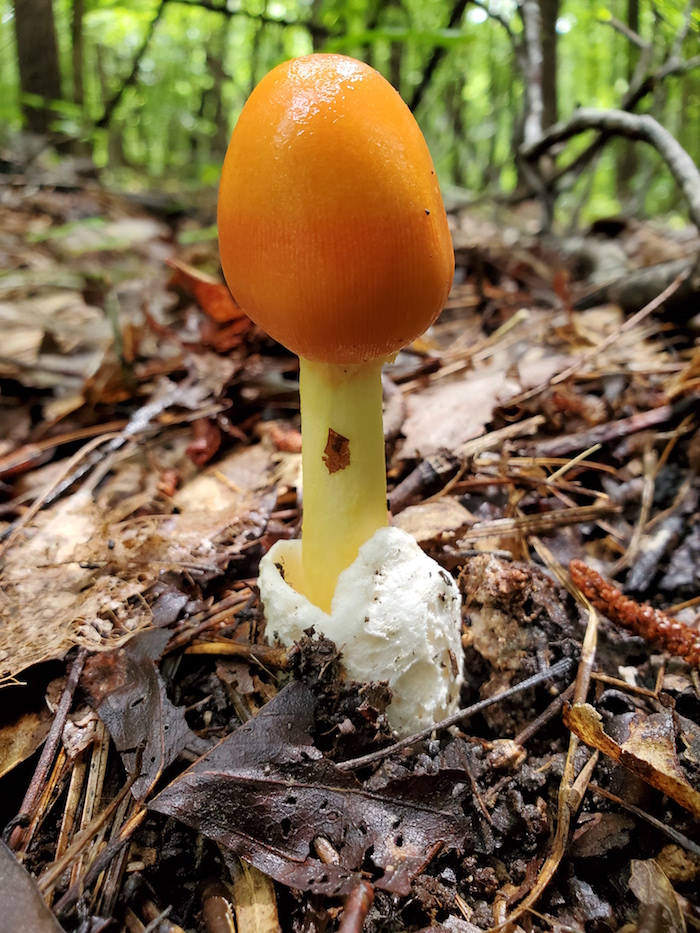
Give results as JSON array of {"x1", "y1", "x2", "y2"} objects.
[{"x1": 1, "y1": 155, "x2": 699, "y2": 933}]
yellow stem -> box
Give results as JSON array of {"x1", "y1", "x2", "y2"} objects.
[{"x1": 299, "y1": 357, "x2": 389, "y2": 612}]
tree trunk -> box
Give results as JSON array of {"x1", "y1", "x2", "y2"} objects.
[
  {"x1": 618, "y1": 0, "x2": 640, "y2": 199},
  {"x1": 538, "y1": 0, "x2": 558, "y2": 129},
  {"x1": 72, "y1": 0, "x2": 84, "y2": 106},
  {"x1": 13, "y1": 0, "x2": 63, "y2": 134}
]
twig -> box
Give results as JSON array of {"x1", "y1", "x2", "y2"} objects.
[
  {"x1": 599, "y1": 14, "x2": 647, "y2": 50},
  {"x1": 36, "y1": 770, "x2": 137, "y2": 894},
  {"x1": 6, "y1": 649, "x2": 87, "y2": 850},
  {"x1": 185, "y1": 641, "x2": 290, "y2": 668},
  {"x1": 0, "y1": 433, "x2": 120, "y2": 551},
  {"x1": 525, "y1": 25, "x2": 700, "y2": 203},
  {"x1": 494, "y1": 597, "x2": 600, "y2": 930},
  {"x1": 512, "y1": 267, "x2": 692, "y2": 412},
  {"x1": 409, "y1": 0, "x2": 471, "y2": 112},
  {"x1": 337, "y1": 881, "x2": 375, "y2": 933},
  {"x1": 625, "y1": 482, "x2": 697, "y2": 595},
  {"x1": 53, "y1": 807, "x2": 147, "y2": 917},
  {"x1": 338, "y1": 657, "x2": 574, "y2": 771},
  {"x1": 589, "y1": 782, "x2": 700, "y2": 858},
  {"x1": 96, "y1": 0, "x2": 166, "y2": 129},
  {"x1": 531, "y1": 399, "x2": 692, "y2": 459},
  {"x1": 389, "y1": 415, "x2": 544, "y2": 513},
  {"x1": 457, "y1": 502, "x2": 620, "y2": 543},
  {"x1": 1, "y1": 377, "x2": 215, "y2": 548},
  {"x1": 611, "y1": 445, "x2": 657, "y2": 575},
  {"x1": 511, "y1": 681, "x2": 576, "y2": 747}
]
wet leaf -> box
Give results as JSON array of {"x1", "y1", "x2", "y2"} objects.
[
  {"x1": 150, "y1": 681, "x2": 469, "y2": 896},
  {"x1": 0, "y1": 840, "x2": 66, "y2": 932},
  {"x1": 83, "y1": 630, "x2": 196, "y2": 800},
  {"x1": 570, "y1": 812, "x2": 635, "y2": 858}
]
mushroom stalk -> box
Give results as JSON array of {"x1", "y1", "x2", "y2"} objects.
[{"x1": 299, "y1": 357, "x2": 388, "y2": 612}]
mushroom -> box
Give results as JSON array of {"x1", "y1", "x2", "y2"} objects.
[{"x1": 218, "y1": 53, "x2": 463, "y2": 733}]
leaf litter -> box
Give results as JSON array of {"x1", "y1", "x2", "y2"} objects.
[{"x1": 0, "y1": 174, "x2": 698, "y2": 932}]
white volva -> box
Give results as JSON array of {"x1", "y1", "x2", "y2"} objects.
[{"x1": 259, "y1": 526, "x2": 464, "y2": 735}]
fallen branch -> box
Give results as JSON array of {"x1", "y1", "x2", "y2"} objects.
[
  {"x1": 522, "y1": 108, "x2": 700, "y2": 232},
  {"x1": 574, "y1": 256, "x2": 700, "y2": 316}
]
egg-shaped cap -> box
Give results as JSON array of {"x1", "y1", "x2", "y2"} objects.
[{"x1": 218, "y1": 53, "x2": 454, "y2": 365}]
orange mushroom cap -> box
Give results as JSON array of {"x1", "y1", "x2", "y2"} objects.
[{"x1": 217, "y1": 54, "x2": 454, "y2": 365}]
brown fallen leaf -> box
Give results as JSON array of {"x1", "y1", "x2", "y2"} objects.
[
  {"x1": 628, "y1": 859, "x2": 686, "y2": 933},
  {"x1": 563, "y1": 703, "x2": 700, "y2": 818},
  {"x1": 83, "y1": 630, "x2": 198, "y2": 800},
  {"x1": 399, "y1": 355, "x2": 569, "y2": 460},
  {"x1": 0, "y1": 703, "x2": 53, "y2": 780},
  {"x1": 0, "y1": 839, "x2": 66, "y2": 932},
  {"x1": 150, "y1": 681, "x2": 469, "y2": 897},
  {"x1": 0, "y1": 488, "x2": 275, "y2": 682},
  {"x1": 393, "y1": 496, "x2": 472, "y2": 546},
  {"x1": 167, "y1": 258, "x2": 245, "y2": 323},
  {"x1": 569, "y1": 812, "x2": 635, "y2": 858}
]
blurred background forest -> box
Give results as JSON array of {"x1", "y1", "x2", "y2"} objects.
[{"x1": 2, "y1": 0, "x2": 699, "y2": 229}]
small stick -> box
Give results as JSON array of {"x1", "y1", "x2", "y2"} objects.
[
  {"x1": 53, "y1": 807, "x2": 147, "y2": 917},
  {"x1": 185, "y1": 641, "x2": 290, "y2": 669},
  {"x1": 338, "y1": 657, "x2": 573, "y2": 771},
  {"x1": 513, "y1": 681, "x2": 576, "y2": 747},
  {"x1": 7, "y1": 648, "x2": 87, "y2": 850},
  {"x1": 201, "y1": 880, "x2": 236, "y2": 933},
  {"x1": 38, "y1": 778, "x2": 135, "y2": 895},
  {"x1": 337, "y1": 881, "x2": 375, "y2": 933},
  {"x1": 589, "y1": 782, "x2": 700, "y2": 858}
]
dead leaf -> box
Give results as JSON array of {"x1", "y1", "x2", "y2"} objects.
[
  {"x1": 400, "y1": 354, "x2": 568, "y2": 460},
  {"x1": 393, "y1": 498, "x2": 472, "y2": 545},
  {"x1": 0, "y1": 839, "x2": 66, "y2": 932},
  {"x1": 82, "y1": 630, "x2": 196, "y2": 800},
  {"x1": 570, "y1": 812, "x2": 635, "y2": 857},
  {"x1": 173, "y1": 443, "x2": 278, "y2": 513},
  {"x1": 563, "y1": 704, "x2": 700, "y2": 818},
  {"x1": 0, "y1": 488, "x2": 275, "y2": 682},
  {"x1": 0, "y1": 704, "x2": 53, "y2": 780},
  {"x1": 629, "y1": 859, "x2": 686, "y2": 933},
  {"x1": 150, "y1": 681, "x2": 469, "y2": 896},
  {"x1": 0, "y1": 291, "x2": 111, "y2": 393},
  {"x1": 168, "y1": 258, "x2": 246, "y2": 323}
]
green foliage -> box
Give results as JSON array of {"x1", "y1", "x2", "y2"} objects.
[{"x1": 2, "y1": 0, "x2": 699, "y2": 227}]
